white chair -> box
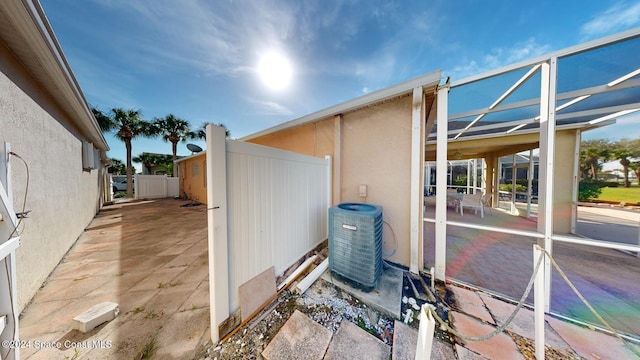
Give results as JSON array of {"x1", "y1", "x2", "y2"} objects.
[
  {"x1": 446, "y1": 189, "x2": 461, "y2": 210},
  {"x1": 481, "y1": 192, "x2": 494, "y2": 215},
  {"x1": 459, "y1": 193, "x2": 484, "y2": 218}
]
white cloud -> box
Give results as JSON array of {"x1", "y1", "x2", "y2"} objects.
[
  {"x1": 250, "y1": 99, "x2": 295, "y2": 116},
  {"x1": 92, "y1": 0, "x2": 296, "y2": 77},
  {"x1": 446, "y1": 38, "x2": 551, "y2": 80},
  {"x1": 580, "y1": 2, "x2": 640, "y2": 38}
]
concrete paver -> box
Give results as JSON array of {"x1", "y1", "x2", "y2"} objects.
[
  {"x1": 451, "y1": 312, "x2": 524, "y2": 360},
  {"x1": 424, "y1": 201, "x2": 640, "y2": 338},
  {"x1": 392, "y1": 320, "x2": 417, "y2": 360},
  {"x1": 455, "y1": 344, "x2": 488, "y2": 359},
  {"x1": 18, "y1": 199, "x2": 209, "y2": 359},
  {"x1": 450, "y1": 286, "x2": 494, "y2": 324},
  {"x1": 324, "y1": 320, "x2": 390, "y2": 360},
  {"x1": 546, "y1": 315, "x2": 640, "y2": 360},
  {"x1": 262, "y1": 310, "x2": 332, "y2": 360},
  {"x1": 478, "y1": 293, "x2": 572, "y2": 352}
]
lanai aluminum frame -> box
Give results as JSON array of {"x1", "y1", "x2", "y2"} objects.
[{"x1": 429, "y1": 27, "x2": 640, "y2": 312}]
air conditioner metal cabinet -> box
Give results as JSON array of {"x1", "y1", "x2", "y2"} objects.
[{"x1": 328, "y1": 203, "x2": 383, "y2": 290}]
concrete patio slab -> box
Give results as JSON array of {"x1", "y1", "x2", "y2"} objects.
[
  {"x1": 450, "y1": 286, "x2": 494, "y2": 324},
  {"x1": 432, "y1": 338, "x2": 458, "y2": 359},
  {"x1": 262, "y1": 310, "x2": 332, "y2": 360},
  {"x1": 424, "y1": 201, "x2": 640, "y2": 338},
  {"x1": 324, "y1": 320, "x2": 390, "y2": 360},
  {"x1": 321, "y1": 265, "x2": 403, "y2": 319},
  {"x1": 18, "y1": 199, "x2": 210, "y2": 360},
  {"x1": 153, "y1": 307, "x2": 210, "y2": 359},
  {"x1": 546, "y1": 315, "x2": 640, "y2": 360},
  {"x1": 455, "y1": 344, "x2": 487, "y2": 359},
  {"x1": 392, "y1": 320, "x2": 417, "y2": 360},
  {"x1": 451, "y1": 312, "x2": 524, "y2": 360},
  {"x1": 478, "y1": 293, "x2": 572, "y2": 352}
]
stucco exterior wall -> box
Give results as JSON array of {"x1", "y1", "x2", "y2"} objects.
[
  {"x1": 552, "y1": 130, "x2": 578, "y2": 234},
  {"x1": 1, "y1": 43, "x2": 104, "y2": 311},
  {"x1": 178, "y1": 153, "x2": 207, "y2": 203},
  {"x1": 340, "y1": 96, "x2": 413, "y2": 265},
  {"x1": 248, "y1": 120, "x2": 334, "y2": 158},
  {"x1": 249, "y1": 96, "x2": 414, "y2": 266}
]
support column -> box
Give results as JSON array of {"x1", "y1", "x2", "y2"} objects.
[
  {"x1": 533, "y1": 245, "x2": 545, "y2": 360},
  {"x1": 466, "y1": 160, "x2": 472, "y2": 194},
  {"x1": 527, "y1": 149, "x2": 534, "y2": 218},
  {"x1": 571, "y1": 130, "x2": 581, "y2": 234},
  {"x1": 537, "y1": 58, "x2": 558, "y2": 312},
  {"x1": 207, "y1": 124, "x2": 230, "y2": 343},
  {"x1": 435, "y1": 85, "x2": 449, "y2": 280},
  {"x1": 333, "y1": 115, "x2": 342, "y2": 206},
  {"x1": 410, "y1": 87, "x2": 425, "y2": 273}
]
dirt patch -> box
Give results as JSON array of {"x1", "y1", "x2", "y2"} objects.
[{"x1": 507, "y1": 331, "x2": 586, "y2": 360}]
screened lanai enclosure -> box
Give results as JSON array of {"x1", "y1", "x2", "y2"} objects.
[{"x1": 422, "y1": 28, "x2": 640, "y2": 340}]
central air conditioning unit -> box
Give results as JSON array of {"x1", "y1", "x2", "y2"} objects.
[{"x1": 328, "y1": 203, "x2": 383, "y2": 291}]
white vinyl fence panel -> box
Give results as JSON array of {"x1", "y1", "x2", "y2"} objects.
[
  {"x1": 134, "y1": 175, "x2": 178, "y2": 199},
  {"x1": 206, "y1": 125, "x2": 331, "y2": 342},
  {"x1": 226, "y1": 140, "x2": 330, "y2": 311},
  {"x1": 167, "y1": 177, "x2": 179, "y2": 197}
]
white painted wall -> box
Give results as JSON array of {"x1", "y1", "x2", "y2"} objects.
[{"x1": 0, "y1": 48, "x2": 104, "y2": 311}]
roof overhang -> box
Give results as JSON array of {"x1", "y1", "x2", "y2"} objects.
[
  {"x1": 0, "y1": 0, "x2": 108, "y2": 152},
  {"x1": 424, "y1": 119, "x2": 615, "y2": 161},
  {"x1": 242, "y1": 70, "x2": 442, "y2": 141},
  {"x1": 174, "y1": 151, "x2": 206, "y2": 164}
]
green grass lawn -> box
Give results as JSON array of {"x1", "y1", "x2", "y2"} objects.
[{"x1": 597, "y1": 184, "x2": 640, "y2": 204}]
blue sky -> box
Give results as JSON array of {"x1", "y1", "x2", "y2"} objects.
[{"x1": 40, "y1": 0, "x2": 640, "y2": 169}]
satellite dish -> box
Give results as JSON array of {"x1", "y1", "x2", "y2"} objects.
[{"x1": 187, "y1": 144, "x2": 203, "y2": 154}]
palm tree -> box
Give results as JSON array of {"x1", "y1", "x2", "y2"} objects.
[
  {"x1": 107, "y1": 158, "x2": 126, "y2": 175},
  {"x1": 580, "y1": 139, "x2": 611, "y2": 181},
  {"x1": 612, "y1": 147, "x2": 633, "y2": 188},
  {"x1": 152, "y1": 114, "x2": 197, "y2": 176},
  {"x1": 630, "y1": 161, "x2": 640, "y2": 186},
  {"x1": 196, "y1": 122, "x2": 231, "y2": 139},
  {"x1": 132, "y1": 153, "x2": 162, "y2": 174},
  {"x1": 93, "y1": 107, "x2": 154, "y2": 197}
]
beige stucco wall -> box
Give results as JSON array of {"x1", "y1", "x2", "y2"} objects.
[
  {"x1": 1, "y1": 43, "x2": 104, "y2": 311},
  {"x1": 178, "y1": 153, "x2": 207, "y2": 204},
  {"x1": 248, "y1": 95, "x2": 414, "y2": 266},
  {"x1": 248, "y1": 120, "x2": 334, "y2": 158},
  {"x1": 552, "y1": 130, "x2": 578, "y2": 234},
  {"x1": 340, "y1": 96, "x2": 413, "y2": 265}
]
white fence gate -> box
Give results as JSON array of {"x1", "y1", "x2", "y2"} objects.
[
  {"x1": 134, "y1": 175, "x2": 179, "y2": 199},
  {"x1": 206, "y1": 125, "x2": 331, "y2": 343}
]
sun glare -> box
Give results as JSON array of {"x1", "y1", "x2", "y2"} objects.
[{"x1": 257, "y1": 51, "x2": 292, "y2": 91}]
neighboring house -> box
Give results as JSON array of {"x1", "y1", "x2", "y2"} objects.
[
  {"x1": 175, "y1": 152, "x2": 207, "y2": 203},
  {"x1": 0, "y1": 0, "x2": 109, "y2": 311}
]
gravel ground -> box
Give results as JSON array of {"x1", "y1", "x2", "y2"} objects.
[
  {"x1": 194, "y1": 256, "x2": 593, "y2": 360},
  {"x1": 196, "y1": 278, "x2": 395, "y2": 360}
]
